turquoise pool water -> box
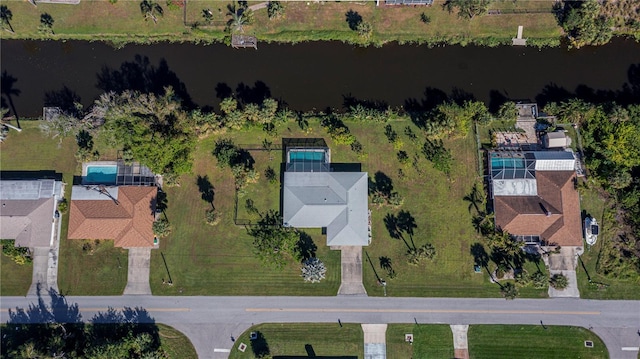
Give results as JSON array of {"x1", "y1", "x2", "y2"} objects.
[
  {"x1": 86, "y1": 165, "x2": 117, "y2": 184},
  {"x1": 491, "y1": 158, "x2": 525, "y2": 168},
  {"x1": 289, "y1": 151, "x2": 325, "y2": 162}
]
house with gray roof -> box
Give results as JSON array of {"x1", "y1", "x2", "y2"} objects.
[
  {"x1": 0, "y1": 177, "x2": 63, "y2": 248},
  {"x1": 282, "y1": 142, "x2": 370, "y2": 246}
]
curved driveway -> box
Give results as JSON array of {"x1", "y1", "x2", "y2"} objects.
[{"x1": 2, "y1": 296, "x2": 639, "y2": 359}]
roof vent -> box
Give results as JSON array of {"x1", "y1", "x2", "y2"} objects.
[{"x1": 546, "y1": 211, "x2": 551, "y2": 217}]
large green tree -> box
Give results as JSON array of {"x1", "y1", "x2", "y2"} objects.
[
  {"x1": 556, "y1": 0, "x2": 613, "y2": 48},
  {"x1": 96, "y1": 87, "x2": 196, "y2": 177},
  {"x1": 443, "y1": 0, "x2": 492, "y2": 20},
  {"x1": 248, "y1": 210, "x2": 301, "y2": 269}
]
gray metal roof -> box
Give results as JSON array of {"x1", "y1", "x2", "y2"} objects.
[
  {"x1": 0, "y1": 179, "x2": 61, "y2": 200},
  {"x1": 283, "y1": 171, "x2": 369, "y2": 246},
  {"x1": 0, "y1": 179, "x2": 62, "y2": 248}
]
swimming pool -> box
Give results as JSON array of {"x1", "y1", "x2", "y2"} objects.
[
  {"x1": 85, "y1": 165, "x2": 117, "y2": 184},
  {"x1": 289, "y1": 150, "x2": 325, "y2": 162},
  {"x1": 491, "y1": 157, "x2": 525, "y2": 169}
]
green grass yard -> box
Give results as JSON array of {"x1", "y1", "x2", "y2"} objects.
[
  {"x1": 0, "y1": 253, "x2": 32, "y2": 296},
  {"x1": 468, "y1": 325, "x2": 608, "y2": 359},
  {"x1": 157, "y1": 323, "x2": 198, "y2": 359},
  {"x1": 387, "y1": 324, "x2": 454, "y2": 359},
  {"x1": 0, "y1": 0, "x2": 562, "y2": 46},
  {"x1": 228, "y1": 323, "x2": 364, "y2": 359}
]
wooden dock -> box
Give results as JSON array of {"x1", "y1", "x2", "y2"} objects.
[{"x1": 231, "y1": 34, "x2": 257, "y2": 49}]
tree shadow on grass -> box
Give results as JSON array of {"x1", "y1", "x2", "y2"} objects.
[
  {"x1": 250, "y1": 331, "x2": 270, "y2": 358},
  {"x1": 369, "y1": 171, "x2": 393, "y2": 197},
  {"x1": 197, "y1": 175, "x2": 215, "y2": 208},
  {"x1": 296, "y1": 231, "x2": 317, "y2": 260},
  {"x1": 345, "y1": 9, "x2": 362, "y2": 30}
]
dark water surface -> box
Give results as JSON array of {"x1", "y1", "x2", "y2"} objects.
[{"x1": 1, "y1": 39, "x2": 640, "y2": 117}]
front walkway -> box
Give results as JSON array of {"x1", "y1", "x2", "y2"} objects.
[
  {"x1": 362, "y1": 324, "x2": 387, "y2": 359},
  {"x1": 335, "y1": 246, "x2": 367, "y2": 296},
  {"x1": 451, "y1": 325, "x2": 469, "y2": 359},
  {"x1": 123, "y1": 248, "x2": 152, "y2": 295}
]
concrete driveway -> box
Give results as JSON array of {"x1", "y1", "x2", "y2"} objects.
[
  {"x1": 547, "y1": 247, "x2": 580, "y2": 298},
  {"x1": 336, "y1": 246, "x2": 367, "y2": 296},
  {"x1": 123, "y1": 248, "x2": 152, "y2": 295}
]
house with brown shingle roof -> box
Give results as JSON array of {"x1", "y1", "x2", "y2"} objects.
[
  {"x1": 489, "y1": 151, "x2": 582, "y2": 247},
  {"x1": 68, "y1": 185, "x2": 157, "y2": 248},
  {"x1": 0, "y1": 177, "x2": 64, "y2": 248}
]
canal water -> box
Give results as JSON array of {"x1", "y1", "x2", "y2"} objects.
[{"x1": 1, "y1": 39, "x2": 639, "y2": 117}]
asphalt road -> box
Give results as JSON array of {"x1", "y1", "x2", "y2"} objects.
[{"x1": 2, "y1": 295, "x2": 639, "y2": 359}]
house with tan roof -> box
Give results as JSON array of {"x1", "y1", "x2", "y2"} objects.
[
  {"x1": 0, "y1": 177, "x2": 63, "y2": 248},
  {"x1": 68, "y1": 185, "x2": 158, "y2": 248},
  {"x1": 489, "y1": 151, "x2": 582, "y2": 247}
]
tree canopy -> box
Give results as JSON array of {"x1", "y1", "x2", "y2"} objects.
[
  {"x1": 555, "y1": 0, "x2": 613, "y2": 48},
  {"x1": 96, "y1": 87, "x2": 196, "y2": 177}
]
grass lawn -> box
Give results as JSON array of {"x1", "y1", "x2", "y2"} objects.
[
  {"x1": 387, "y1": 324, "x2": 454, "y2": 359},
  {"x1": 0, "y1": 120, "x2": 129, "y2": 295},
  {"x1": 1, "y1": 0, "x2": 562, "y2": 46},
  {"x1": 468, "y1": 325, "x2": 608, "y2": 359},
  {"x1": 228, "y1": 323, "x2": 364, "y2": 359},
  {"x1": 157, "y1": 323, "x2": 198, "y2": 359},
  {"x1": 0, "y1": 253, "x2": 32, "y2": 296}
]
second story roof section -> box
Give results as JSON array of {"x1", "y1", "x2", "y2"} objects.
[{"x1": 0, "y1": 176, "x2": 63, "y2": 248}]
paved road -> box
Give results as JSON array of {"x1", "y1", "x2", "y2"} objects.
[{"x1": 2, "y1": 295, "x2": 639, "y2": 359}]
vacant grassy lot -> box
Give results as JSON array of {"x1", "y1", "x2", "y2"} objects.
[
  {"x1": 468, "y1": 325, "x2": 608, "y2": 359},
  {"x1": 228, "y1": 323, "x2": 364, "y2": 359},
  {"x1": 387, "y1": 324, "x2": 454, "y2": 359},
  {"x1": 0, "y1": 121, "x2": 129, "y2": 296},
  {"x1": 1, "y1": 0, "x2": 561, "y2": 46}
]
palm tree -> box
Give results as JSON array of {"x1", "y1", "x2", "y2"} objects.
[
  {"x1": 0, "y1": 5, "x2": 14, "y2": 33},
  {"x1": 226, "y1": 3, "x2": 246, "y2": 33},
  {"x1": 140, "y1": 0, "x2": 164, "y2": 24}
]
